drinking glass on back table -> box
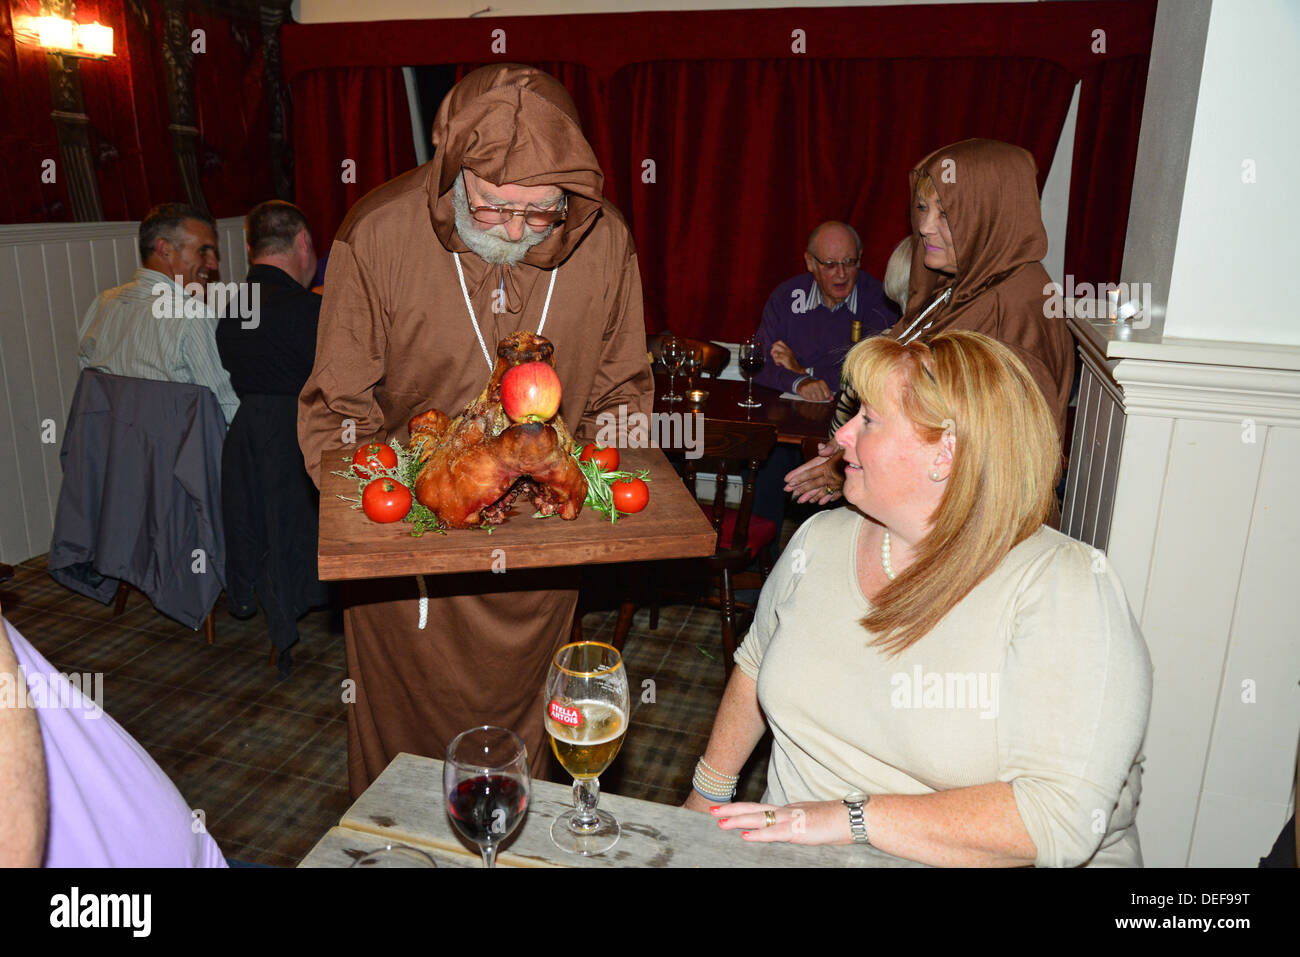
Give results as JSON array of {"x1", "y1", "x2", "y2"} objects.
[
  {"x1": 684, "y1": 348, "x2": 703, "y2": 392},
  {"x1": 545, "y1": 641, "x2": 630, "y2": 855},
  {"x1": 661, "y1": 336, "x2": 684, "y2": 403},
  {"x1": 737, "y1": 338, "x2": 764, "y2": 409},
  {"x1": 444, "y1": 725, "x2": 530, "y2": 868}
]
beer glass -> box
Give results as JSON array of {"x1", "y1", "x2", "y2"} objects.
[
  {"x1": 544, "y1": 641, "x2": 630, "y2": 855},
  {"x1": 444, "y1": 726, "x2": 530, "y2": 868}
]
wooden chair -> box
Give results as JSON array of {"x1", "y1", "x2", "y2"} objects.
[
  {"x1": 611, "y1": 419, "x2": 779, "y2": 677},
  {"x1": 113, "y1": 581, "x2": 215, "y2": 645},
  {"x1": 647, "y1": 333, "x2": 730, "y2": 379}
]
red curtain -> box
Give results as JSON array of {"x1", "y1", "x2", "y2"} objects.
[
  {"x1": 190, "y1": 8, "x2": 274, "y2": 218},
  {"x1": 0, "y1": 0, "x2": 276, "y2": 224},
  {"x1": 281, "y1": 1, "x2": 1157, "y2": 341},
  {"x1": 290, "y1": 67, "x2": 416, "y2": 258},
  {"x1": 0, "y1": 0, "x2": 70, "y2": 222},
  {"x1": 1065, "y1": 55, "x2": 1151, "y2": 291},
  {"x1": 78, "y1": 0, "x2": 183, "y2": 222},
  {"x1": 616, "y1": 57, "x2": 1076, "y2": 339}
]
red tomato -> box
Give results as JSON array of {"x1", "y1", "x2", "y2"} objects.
[
  {"x1": 352, "y1": 442, "x2": 398, "y2": 478},
  {"x1": 611, "y1": 477, "x2": 649, "y2": 514},
  {"x1": 501, "y1": 361, "x2": 562, "y2": 423},
  {"x1": 362, "y1": 478, "x2": 412, "y2": 523},
  {"x1": 579, "y1": 444, "x2": 620, "y2": 471}
]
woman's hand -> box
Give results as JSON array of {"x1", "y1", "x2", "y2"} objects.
[
  {"x1": 783, "y1": 443, "x2": 844, "y2": 504},
  {"x1": 711, "y1": 801, "x2": 851, "y2": 845}
]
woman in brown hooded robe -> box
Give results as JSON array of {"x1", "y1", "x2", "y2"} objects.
[
  {"x1": 788, "y1": 138, "x2": 1075, "y2": 504},
  {"x1": 298, "y1": 65, "x2": 652, "y2": 796}
]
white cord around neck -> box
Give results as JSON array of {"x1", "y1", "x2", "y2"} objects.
[
  {"x1": 453, "y1": 253, "x2": 558, "y2": 371},
  {"x1": 896, "y1": 286, "x2": 953, "y2": 344}
]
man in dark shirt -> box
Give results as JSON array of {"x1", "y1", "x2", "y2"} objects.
[
  {"x1": 751, "y1": 222, "x2": 897, "y2": 531},
  {"x1": 753, "y1": 222, "x2": 896, "y2": 400},
  {"x1": 217, "y1": 201, "x2": 327, "y2": 677}
]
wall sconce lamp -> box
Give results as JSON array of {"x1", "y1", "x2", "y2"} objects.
[{"x1": 31, "y1": 15, "x2": 115, "y2": 59}]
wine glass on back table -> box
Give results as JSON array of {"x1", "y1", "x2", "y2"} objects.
[
  {"x1": 738, "y1": 338, "x2": 764, "y2": 409},
  {"x1": 545, "y1": 641, "x2": 630, "y2": 855},
  {"x1": 444, "y1": 725, "x2": 530, "y2": 868},
  {"x1": 660, "y1": 336, "x2": 684, "y2": 403}
]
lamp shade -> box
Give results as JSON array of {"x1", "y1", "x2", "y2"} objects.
[
  {"x1": 79, "y1": 22, "x2": 113, "y2": 57},
  {"x1": 36, "y1": 16, "x2": 75, "y2": 51}
]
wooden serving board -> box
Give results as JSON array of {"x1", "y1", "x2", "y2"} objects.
[{"x1": 317, "y1": 446, "x2": 717, "y2": 580}]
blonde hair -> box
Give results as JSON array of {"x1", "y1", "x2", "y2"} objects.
[
  {"x1": 840, "y1": 331, "x2": 1059, "y2": 655},
  {"x1": 882, "y1": 236, "x2": 913, "y2": 313},
  {"x1": 914, "y1": 171, "x2": 939, "y2": 203}
]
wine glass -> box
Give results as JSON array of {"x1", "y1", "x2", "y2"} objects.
[
  {"x1": 544, "y1": 642, "x2": 630, "y2": 855},
  {"x1": 661, "y1": 336, "x2": 683, "y2": 403},
  {"x1": 444, "y1": 725, "x2": 530, "y2": 869},
  {"x1": 737, "y1": 338, "x2": 764, "y2": 409},
  {"x1": 684, "y1": 348, "x2": 703, "y2": 392},
  {"x1": 350, "y1": 844, "x2": 437, "y2": 868}
]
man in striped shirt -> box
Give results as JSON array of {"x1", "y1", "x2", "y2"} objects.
[{"x1": 78, "y1": 203, "x2": 239, "y2": 424}]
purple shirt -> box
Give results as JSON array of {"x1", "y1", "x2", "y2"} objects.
[
  {"x1": 4, "y1": 618, "x2": 227, "y2": 868},
  {"x1": 753, "y1": 271, "x2": 897, "y2": 394}
]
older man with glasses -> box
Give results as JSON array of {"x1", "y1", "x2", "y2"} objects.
[
  {"x1": 298, "y1": 64, "x2": 652, "y2": 797},
  {"x1": 749, "y1": 221, "x2": 896, "y2": 532},
  {"x1": 753, "y1": 221, "x2": 896, "y2": 403}
]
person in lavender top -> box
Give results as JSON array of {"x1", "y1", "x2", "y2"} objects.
[
  {"x1": 0, "y1": 609, "x2": 226, "y2": 868},
  {"x1": 753, "y1": 222, "x2": 898, "y2": 401}
]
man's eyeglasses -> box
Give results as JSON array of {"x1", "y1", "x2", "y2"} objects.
[
  {"x1": 809, "y1": 254, "x2": 860, "y2": 270},
  {"x1": 469, "y1": 200, "x2": 567, "y2": 228}
]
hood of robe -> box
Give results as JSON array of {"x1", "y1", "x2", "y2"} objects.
[
  {"x1": 902, "y1": 138, "x2": 1049, "y2": 321},
  {"x1": 427, "y1": 64, "x2": 605, "y2": 272}
]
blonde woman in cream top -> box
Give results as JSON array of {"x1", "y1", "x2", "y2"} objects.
[{"x1": 684, "y1": 331, "x2": 1152, "y2": 868}]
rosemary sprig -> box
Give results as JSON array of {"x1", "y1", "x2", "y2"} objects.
[
  {"x1": 572, "y1": 445, "x2": 650, "y2": 524},
  {"x1": 339, "y1": 441, "x2": 446, "y2": 536}
]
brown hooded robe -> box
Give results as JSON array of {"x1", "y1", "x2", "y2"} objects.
[
  {"x1": 889, "y1": 139, "x2": 1075, "y2": 440},
  {"x1": 298, "y1": 65, "x2": 652, "y2": 796}
]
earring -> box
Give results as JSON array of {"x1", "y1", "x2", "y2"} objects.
[{"x1": 930, "y1": 470, "x2": 942, "y2": 482}]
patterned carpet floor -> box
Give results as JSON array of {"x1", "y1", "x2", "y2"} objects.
[{"x1": 1, "y1": 553, "x2": 772, "y2": 866}]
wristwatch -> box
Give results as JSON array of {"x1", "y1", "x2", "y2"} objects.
[{"x1": 843, "y1": 791, "x2": 871, "y2": 845}]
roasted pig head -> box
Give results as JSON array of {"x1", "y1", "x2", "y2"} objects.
[{"x1": 407, "y1": 331, "x2": 588, "y2": 529}]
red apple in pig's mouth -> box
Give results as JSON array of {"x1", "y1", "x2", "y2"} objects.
[{"x1": 501, "y1": 361, "x2": 562, "y2": 423}]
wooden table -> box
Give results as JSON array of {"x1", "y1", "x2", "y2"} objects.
[
  {"x1": 653, "y1": 374, "x2": 834, "y2": 446},
  {"x1": 317, "y1": 446, "x2": 716, "y2": 580},
  {"x1": 298, "y1": 752, "x2": 925, "y2": 868}
]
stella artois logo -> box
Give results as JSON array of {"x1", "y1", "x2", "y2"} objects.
[{"x1": 548, "y1": 699, "x2": 581, "y2": 727}]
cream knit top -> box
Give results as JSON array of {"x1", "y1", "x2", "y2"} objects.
[{"x1": 735, "y1": 509, "x2": 1153, "y2": 867}]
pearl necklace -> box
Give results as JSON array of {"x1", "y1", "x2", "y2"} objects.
[{"x1": 880, "y1": 530, "x2": 896, "y2": 581}]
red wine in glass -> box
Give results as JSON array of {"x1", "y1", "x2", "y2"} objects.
[
  {"x1": 447, "y1": 774, "x2": 528, "y2": 847},
  {"x1": 738, "y1": 340, "x2": 764, "y2": 409},
  {"x1": 444, "y1": 726, "x2": 530, "y2": 868}
]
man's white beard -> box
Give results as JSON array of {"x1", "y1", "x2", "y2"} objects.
[{"x1": 452, "y1": 173, "x2": 554, "y2": 265}]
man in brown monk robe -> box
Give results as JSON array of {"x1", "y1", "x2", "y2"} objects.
[{"x1": 298, "y1": 65, "x2": 652, "y2": 797}]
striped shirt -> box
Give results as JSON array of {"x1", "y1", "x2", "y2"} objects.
[
  {"x1": 805, "y1": 280, "x2": 859, "y2": 314},
  {"x1": 78, "y1": 268, "x2": 239, "y2": 423}
]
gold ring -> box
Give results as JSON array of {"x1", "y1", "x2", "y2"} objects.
[
  {"x1": 824, "y1": 486, "x2": 836, "y2": 496},
  {"x1": 764, "y1": 810, "x2": 776, "y2": 827}
]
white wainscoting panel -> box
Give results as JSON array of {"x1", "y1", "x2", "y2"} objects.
[
  {"x1": 0, "y1": 217, "x2": 244, "y2": 565},
  {"x1": 1067, "y1": 326, "x2": 1300, "y2": 867}
]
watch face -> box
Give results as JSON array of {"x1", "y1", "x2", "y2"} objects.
[{"x1": 843, "y1": 791, "x2": 868, "y2": 804}]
